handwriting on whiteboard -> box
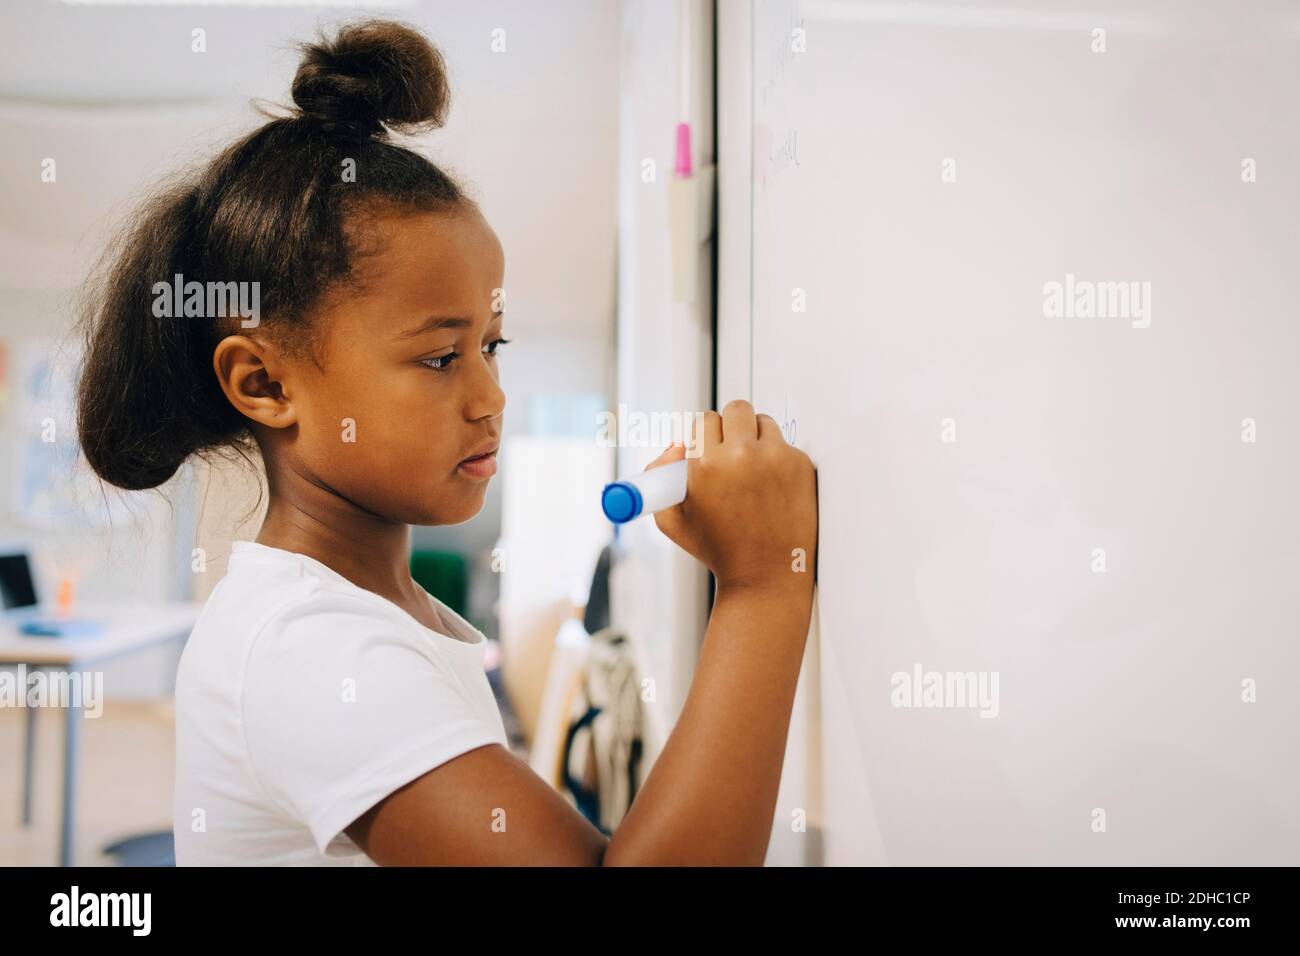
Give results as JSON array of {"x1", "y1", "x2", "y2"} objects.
[
  {"x1": 756, "y1": 124, "x2": 801, "y2": 192},
  {"x1": 770, "y1": 127, "x2": 800, "y2": 180},
  {"x1": 756, "y1": 7, "x2": 807, "y2": 109},
  {"x1": 781, "y1": 395, "x2": 798, "y2": 447}
]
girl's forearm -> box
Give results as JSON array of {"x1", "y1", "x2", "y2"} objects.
[{"x1": 601, "y1": 581, "x2": 814, "y2": 866}]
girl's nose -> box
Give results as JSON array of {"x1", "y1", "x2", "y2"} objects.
[{"x1": 465, "y1": 351, "x2": 506, "y2": 422}]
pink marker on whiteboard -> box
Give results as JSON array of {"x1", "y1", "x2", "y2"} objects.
[
  {"x1": 674, "y1": 0, "x2": 693, "y2": 179},
  {"x1": 675, "y1": 121, "x2": 692, "y2": 177}
]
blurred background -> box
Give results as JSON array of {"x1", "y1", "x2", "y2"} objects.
[{"x1": 0, "y1": 0, "x2": 715, "y2": 865}]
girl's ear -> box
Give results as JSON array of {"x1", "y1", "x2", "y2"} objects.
[{"x1": 212, "y1": 334, "x2": 298, "y2": 430}]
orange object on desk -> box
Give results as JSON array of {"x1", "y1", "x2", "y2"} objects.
[{"x1": 56, "y1": 576, "x2": 75, "y2": 614}]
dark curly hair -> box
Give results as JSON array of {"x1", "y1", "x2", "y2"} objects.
[{"x1": 75, "y1": 18, "x2": 472, "y2": 494}]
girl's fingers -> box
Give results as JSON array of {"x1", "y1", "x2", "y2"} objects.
[
  {"x1": 720, "y1": 399, "x2": 758, "y2": 445},
  {"x1": 644, "y1": 440, "x2": 685, "y2": 471}
]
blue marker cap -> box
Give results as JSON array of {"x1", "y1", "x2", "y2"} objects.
[{"x1": 602, "y1": 482, "x2": 643, "y2": 523}]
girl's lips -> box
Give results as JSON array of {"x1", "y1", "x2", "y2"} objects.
[{"x1": 457, "y1": 451, "x2": 498, "y2": 478}]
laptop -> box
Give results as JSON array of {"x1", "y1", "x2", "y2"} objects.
[{"x1": 0, "y1": 544, "x2": 101, "y2": 637}]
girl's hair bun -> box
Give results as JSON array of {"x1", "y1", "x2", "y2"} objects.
[{"x1": 290, "y1": 19, "x2": 450, "y2": 137}]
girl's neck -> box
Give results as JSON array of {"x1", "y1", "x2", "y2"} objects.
[{"x1": 254, "y1": 499, "x2": 417, "y2": 602}]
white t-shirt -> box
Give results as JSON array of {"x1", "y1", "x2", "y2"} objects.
[{"x1": 173, "y1": 539, "x2": 508, "y2": 866}]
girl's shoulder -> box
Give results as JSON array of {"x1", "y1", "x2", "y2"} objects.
[{"x1": 187, "y1": 539, "x2": 486, "y2": 672}]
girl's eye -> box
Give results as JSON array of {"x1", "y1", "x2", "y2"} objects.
[
  {"x1": 420, "y1": 337, "x2": 512, "y2": 371},
  {"x1": 420, "y1": 353, "x2": 457, "y2": 371}
]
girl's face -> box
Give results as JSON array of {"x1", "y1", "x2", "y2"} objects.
[{"x1": 279, "y1": 204, "x2": 507, "y2": 526}]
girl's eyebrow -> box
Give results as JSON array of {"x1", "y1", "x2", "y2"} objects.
[
  {"x1": 395, "y1": 311, "x2": 505, "y2": 340},
  {"x1": 396, "y1": 315, "x2": 472, "y2": 340}
]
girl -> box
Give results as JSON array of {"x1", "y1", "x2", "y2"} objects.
[{"x1": 75, "y1": 18, "x2": 817, "y2": 866}]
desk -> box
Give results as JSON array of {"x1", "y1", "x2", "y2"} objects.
[{"x1": 0, "y1": 601, "x2": 200, "y2": 866}]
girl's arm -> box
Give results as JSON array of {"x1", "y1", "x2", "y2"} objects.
[
  {"x1": 345, "y1": 578, "x2": 813, "y2": 866},
  {"x1": 601, "y1": 578, "x2": 814, "y2": 865},
  {"x1": 346, "y1": 400, "x2": 818, "y2": 865}
]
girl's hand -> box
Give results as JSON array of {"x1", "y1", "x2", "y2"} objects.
[{"x1": 645, "y1": 399, "x2": 818, "y2": 592}]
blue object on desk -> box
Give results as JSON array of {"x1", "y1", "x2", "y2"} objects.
[{"x1": 18, "y1": 618, "x2": 103, "y2": 638}]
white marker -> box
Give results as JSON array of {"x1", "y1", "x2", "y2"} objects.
[{"x1": 602, "y1": 459, "x2": 688, "y2": 523}]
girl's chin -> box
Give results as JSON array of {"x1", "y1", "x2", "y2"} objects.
[{"x1": 420, "y1": 491, "x2": 487, "y2": 525}]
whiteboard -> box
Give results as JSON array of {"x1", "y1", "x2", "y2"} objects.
[{"x1": 738, "y1": 0, "x2": 1300, "y2": 864}]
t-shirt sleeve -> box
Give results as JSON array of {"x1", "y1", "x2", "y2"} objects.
[{"x1": 240, "y1": 592, "x2": 502, "y2": 857}]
